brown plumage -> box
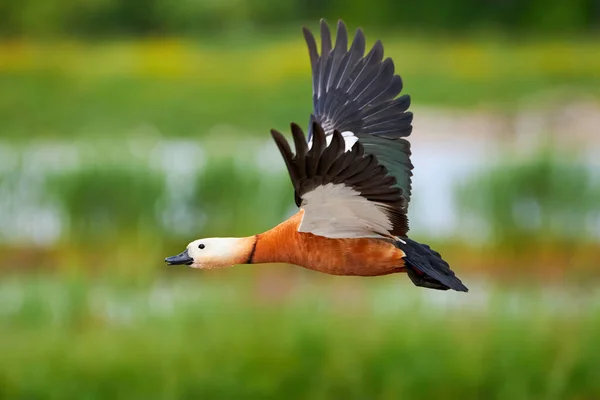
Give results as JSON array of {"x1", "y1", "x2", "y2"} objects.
[{"x1": 251, "y1": 210, "x2": 406, "y2": 277}]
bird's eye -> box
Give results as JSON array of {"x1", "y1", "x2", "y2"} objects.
[{"x1": 198, "y1": 244, "x2": 205, "y2": 249}]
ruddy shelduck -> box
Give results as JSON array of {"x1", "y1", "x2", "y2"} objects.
[{"x1": 166, "y1": 19, "x2": 468, "y2": 292}]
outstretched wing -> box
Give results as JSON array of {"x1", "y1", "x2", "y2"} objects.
[
  {"x1": 271, "y1": 122, "x2": 408, "y2": 239},
  {"x1": 303, "y1": 19, "x2": 414, "y2": 204}
]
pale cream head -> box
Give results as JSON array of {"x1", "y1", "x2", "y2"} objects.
[{"x1": 165, "y1": 237, "x2": 255, "y2": 269}]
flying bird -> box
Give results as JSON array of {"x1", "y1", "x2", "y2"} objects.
[{"x1": 165, "y1": 19, "x2": 468, "y2": 292}]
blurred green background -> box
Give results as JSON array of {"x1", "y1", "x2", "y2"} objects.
[{"x1": 1, "y1": 0, "x2": 600, "y2": 398}]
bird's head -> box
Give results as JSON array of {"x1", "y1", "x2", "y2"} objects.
[{"x1": 165, "y1": 237, "x2": 256, "y2": 269}]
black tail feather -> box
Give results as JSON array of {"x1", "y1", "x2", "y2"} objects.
[{"x1": 396, "y1": 238, "x2": 468, "y2": 292}]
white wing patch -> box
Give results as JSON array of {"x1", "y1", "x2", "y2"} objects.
[
  {"x1": 298, "y1": 183, "x2": 393, "y2": 239},
  {"x1": 308, "y1": 130, "x2": 358, "y2": 152}
]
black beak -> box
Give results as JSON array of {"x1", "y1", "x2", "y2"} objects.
[{"x1": 165, "y1": 249, "x2": 194, "y2": 266}]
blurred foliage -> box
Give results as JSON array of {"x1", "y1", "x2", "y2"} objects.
[
  {"x1": 0, "y1": 0, "x2": 599, "y2": 37},
  {"x1": 49, "y1": 163, "x2": 167, "y2": 243},
  {"x1": 456, "y1": 146, "x2": 600, "y2": 251},
  {"x1": 1, "y1": 37, "x2": 600, "y2": 141},
  {"x1": 42, "y1": 151, "x2": 293, "y2": 245},
  {"x1": 0, "y1": 276, "x2": 599, "y2": 399},
  {"x1": 191, "y1": 157, "x2": 292, "y2": 237},
  {"x1": 1, "y1": 2, "x2": 598, "y2": 393}
]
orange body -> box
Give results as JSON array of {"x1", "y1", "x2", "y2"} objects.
[{"x1": 251, "y1": 210, "x2": 407, "y2": 276}]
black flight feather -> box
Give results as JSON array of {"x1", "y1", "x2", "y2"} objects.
[
  {"x1": 303, "y1": 19, "x2": 415, "y2": 205},
  {"x1": 271, "y1": 121, "x2": 409, "y2": 237}
]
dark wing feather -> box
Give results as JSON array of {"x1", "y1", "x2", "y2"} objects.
[
  {"x1": 397, "y1": 238, "x2": 469, "y2": 292},
  {"x1": 271, "y1": 121, "x2": 409, "y2": 238},
  {"x1": 303, "y1": 19, "x2": 415, "y2": 203}
]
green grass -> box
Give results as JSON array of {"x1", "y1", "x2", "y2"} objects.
[
  {"x1": 1, "y1": 35, "x2": 599, "y2": 140},
  {"x1": 0, "y1": 74, "x2": 311, "y2": 140},
  {"x1": 0, "y1": 275, "x2": 599, "y2": 399}
]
